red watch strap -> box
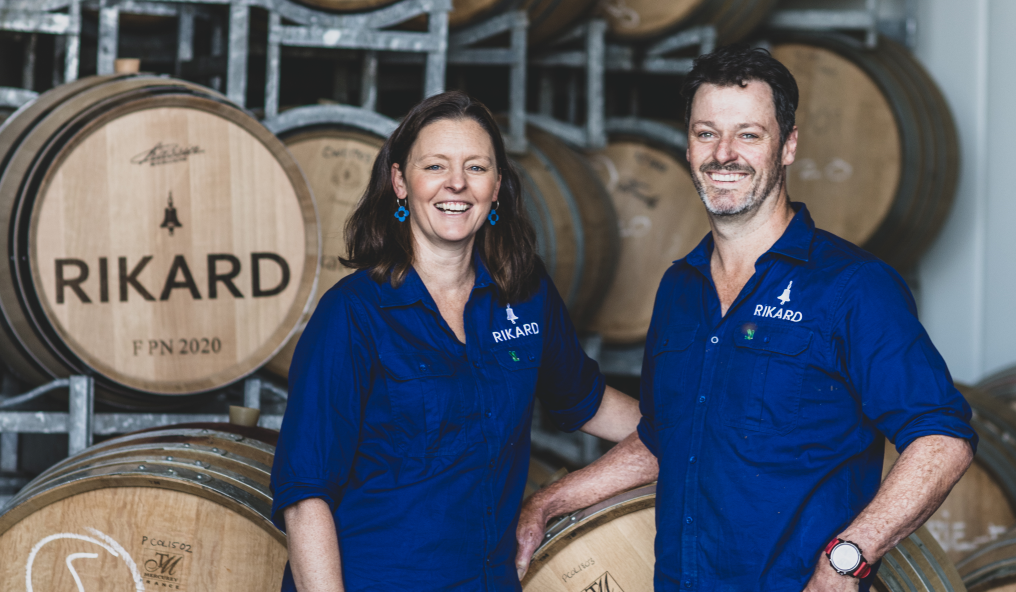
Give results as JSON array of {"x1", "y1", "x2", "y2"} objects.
[
  {"x1": 853, "y1": 561, "x2": 872, "y2": 578},
  {"x1": 824, "y1": 538, "x2": 841, "y2": 554}
]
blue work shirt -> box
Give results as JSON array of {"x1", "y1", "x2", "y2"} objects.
[
  {"x1": 270, "y1": 257, "x2": 605, "y2": 591},
  {"x1": 638, "y1": 204, "x2": 977, "y2": 592}
]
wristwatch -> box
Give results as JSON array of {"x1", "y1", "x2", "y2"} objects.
[{"x1": 824, "y1": 538, "x2": 872, "y2": 578}]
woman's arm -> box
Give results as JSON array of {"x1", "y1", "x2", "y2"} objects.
[
  {"x1": 285, "y1": 498, "x2": 345, "y2": 592},
  {"x1": 579, "y1": 385, "x2": 641, "y2": 442}
]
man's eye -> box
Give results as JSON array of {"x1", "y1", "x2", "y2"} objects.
[{"x1": 425, "y1": 164, "x2": 441, "y2": 170}]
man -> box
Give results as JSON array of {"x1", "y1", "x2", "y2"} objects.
[{"x1": 515, "y1": 45, "x2": 976, "y2": 591}]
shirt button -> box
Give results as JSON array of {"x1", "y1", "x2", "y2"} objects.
[
  {"x1": 663, "y1": 339, "x2": 669, "y2": 346},
  {"x1": 486, "y1": 558, "x2": 491, "y2": 566},
  {"x1": 685, "y1": 516, "x2": 693, "y2": 524},
  {"x1": 710, "y1": 336, "x2": 719, "y2": 344},
  {"x1": 486, "y1": 411, "x2": 492, "y2": 418},
  {"x1": 419, "y1": 363, "x2": 427, "y2": 370},
  {"x1": 698, "y1": 396, "x2": 706, "y2": 403},
  {"x1": 684, "y1": 581, "x2": 693, "y2": 589},
  {"x1": 489, "y1": 459, "x2": 495, "y2": 468},
  {"x1": 528, "y1": 354, "x2": 536, "y2": 361},
  {"x1": 689, "y1": 456, "x2": 696, "y2": 463},
  {"x1": 487, "y1": 506, "x2": 493, "y2": 515},
  {"x1": 473, "y1": 360, "x2": 481, "y2": 368},
  {"x1": 763, "y1": 336, "x2": 771, "y2": 343}
]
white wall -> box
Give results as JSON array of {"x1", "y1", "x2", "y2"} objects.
[{"x1": 913, "y1": 0, "x2": 1016, "y2": 382}]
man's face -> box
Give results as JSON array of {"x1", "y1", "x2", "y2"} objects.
[{"x1": 686, "y1": 81, "x2": 797, "y2": 218}]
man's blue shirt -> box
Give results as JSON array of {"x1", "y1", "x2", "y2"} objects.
[
  {"x1": 270, "y1": 258, "x2": 605, "y2": 591},
  {"x1": 637, "y1": 203, "x2": 977, "y2": 592}
]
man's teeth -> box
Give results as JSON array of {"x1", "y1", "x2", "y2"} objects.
[
  {"x1": 436, "y1": 203, "x2": 471, "y2": 212},
  {"x1": 710, "y1": 173, "x2": 746, "y2": 182}
]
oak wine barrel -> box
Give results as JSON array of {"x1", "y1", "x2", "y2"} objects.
[
  {"x1": 522, "y1": 484, "x2": 965, "y2": 591},
  {"x1": 957, "y1": 527, "x2": 1016, "y2": 592},
  {"x1": 515, "y1": 126, "x2": 620, "y2": 330},
  {"x1": 977, "y1": 364, "x2": 1016, "y2": 406},
  {"x1": 0, "y1": 75, "x2": 319, "y2": 406},
  {"x1": 262, "y1": 105, "x2": 395, "y2": 379},
  {"x1": 295, "y1": 0, "x2": 595, "y2": 46},
  {"x1": 883, "y1": 385, "x2": 1016, "y2": 565},
  {"x1": 772, "y1": 35, "x2": 959, "y2": 271},
  {"x1": 597, "y1": 0, "x2": 778, "y2": 43},
  {"x1": 0, "y1": 424, "x2": 286, "y2": 592},
  {"x1": 585, "y1": 131, "x2": 710, "y2": 344}
]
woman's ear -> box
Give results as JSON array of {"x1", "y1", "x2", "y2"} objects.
[{"x1": 391, "y1": 163, "x2": 407, "y2": 199}]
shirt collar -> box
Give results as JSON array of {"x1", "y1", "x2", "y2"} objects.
[
  {"x1": 379, "y1": 249, "x2": 495, "y2": 308},
  {"x1": 683, "y1": 202, "x2": 815, "y2": 275}
]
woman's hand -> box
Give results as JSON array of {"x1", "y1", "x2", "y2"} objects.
[{"x1": 284, "y1": 498, "x2": 345, "y2": 592}]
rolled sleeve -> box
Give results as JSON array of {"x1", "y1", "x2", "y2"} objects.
[
  {"x1": 270, "y1": 286, "x2": 373, "y2": 531},
  {"x1": 535, "y1": 279, "x2": 606, "y2": 432},
  {"x1": 835, "y1": 262, "x2": 978, "y2": 453}
]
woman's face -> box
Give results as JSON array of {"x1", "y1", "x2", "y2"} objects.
[{"x1": 392, "y1": 117, "x2": 501, "y2": 251}]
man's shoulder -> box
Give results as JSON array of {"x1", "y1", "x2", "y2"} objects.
[
  {"x1": 809, "y1": 228, "x2": 914, "y2": 310},
  {"x1": 810, "y1": 228, "x2": 882, "y2": 267}
]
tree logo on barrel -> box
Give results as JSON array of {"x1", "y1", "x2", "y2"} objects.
[{"x1": 583, "y1": 571, "x2": 624, "y2": 592}]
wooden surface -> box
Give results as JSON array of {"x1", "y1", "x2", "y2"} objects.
[
  {"x1": 957, "y1": 526, "x2": 1016, "y2": 591},
  {"x1": 0, "y1": 487, "x2": 287, "y2": 592},
  {"x1": 3, "y1": 78, "x2": 318, "y2": 397},
  {"x1": 598, "y1": 0, "x2": 778, "y2": 42},
  {"x1": 773, "y1": 42, "x2": 902, "y2": 249},
  {"x1": 266, "y1": 128, "x2": 383, "y2": 379},
  {"x1": 293, "y1": 0, "x2": 399, "y2": 12},
  {"x1": 586, "y1": 137, "x2": 709, "y2": 344},
  {"x1": 522, "y1": 489, "x2": 656, "y2": 592},
  {"x1": 520, "y1": 127, "x2": 619, "y2": 329},
  {"x1": 873, "y1": 526, "x2": 967, "y2": 592}
]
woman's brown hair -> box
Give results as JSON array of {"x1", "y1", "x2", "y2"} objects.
[{"x1": 340, "y1": 91, "x2": 541, "y2": 303}]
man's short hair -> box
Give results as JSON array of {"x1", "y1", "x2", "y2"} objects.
[{"x1": 682, "y1": 44, "x2": 799, "y2": 145}]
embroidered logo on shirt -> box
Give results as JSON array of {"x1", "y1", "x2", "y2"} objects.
[
  {"x1": 778, "y1": 281, "x2": 793, "y2": 305},
  {"x1": 509, "y1": 350, "x2": 520, "y2": 362},
  {"x1": 506, "y1": 304, "x2": 519, "y2": 324},
  {"x1": 745, "y1": 328, "x2": 755, "y2": 340}
]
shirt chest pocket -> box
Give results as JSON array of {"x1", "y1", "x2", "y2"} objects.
[
  {"x1": 379, "y1": 352, "x2": 480, "y2": 457},
  {"x1": 492, "y1": 339, "x2": 543, "y2": 425},
  {"x1": 652, "y1": 325, "x2": 699, "y2": 426},
  {"x1": 720, "y1": 325, "x2": 813, "y2": 435}
]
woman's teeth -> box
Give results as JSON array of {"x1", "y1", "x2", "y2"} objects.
[{"x1": 435, "y1": 202, "x2": 472, "y2": 212}]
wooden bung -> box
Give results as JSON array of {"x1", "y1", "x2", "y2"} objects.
[
  {"x1": 113, "y1": 58, "x2": 140, "y2": 74},
  {"x1": 0, "y1": 75, "x2": 318, "y2": 403},
  {"x1": 586, "y1": 136, "x2": 710, "y2": 344}
]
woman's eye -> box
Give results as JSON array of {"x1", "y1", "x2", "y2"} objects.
[
  {"x1": 424, "y1": 164, "x2": 441, "y2": 170},
  {"x1": 469, "y1": 165, "x2": 486, "y2": 172}
]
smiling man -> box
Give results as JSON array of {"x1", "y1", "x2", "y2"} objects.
[{"x1": 515, "y1": 45, "x2": 977, "y2": 591}]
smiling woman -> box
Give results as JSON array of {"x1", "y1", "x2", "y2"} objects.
[{"x1": 270, "y1": 91, "x2": 638, "y2": 592}]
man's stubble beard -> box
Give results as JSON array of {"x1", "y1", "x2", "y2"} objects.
[{"x1": 691, "y1": 148, "x2": 786, "y2": 218}]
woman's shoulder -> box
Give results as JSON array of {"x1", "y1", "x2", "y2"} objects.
[{"x1": 316, "y1": 269, "x2": 379, "y2": 313}]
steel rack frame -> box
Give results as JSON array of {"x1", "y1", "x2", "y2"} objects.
[
  {"x1": 447, "y1": 10, "x2": 527, "y2": 153},
  {"x1": 0, "y1": 0, "x2": 81, "y2": 100},
  {"x1": 528, "y1": 19, "x2": 607, "y2": 149},
  {"x1": 0, "y1": 374, "x2": 288, "y2": 506},
  {"x1": 263, "y1": 0, "x2": 450, "y2": 117},
  {"x1": 767, "y1": 0, "x2": 918, "y2": 49}
]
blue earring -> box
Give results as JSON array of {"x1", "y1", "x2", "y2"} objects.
[
  {"x1": 488, "y1": 201, "x2": 499, "y2": 226},
  {"x1": 394, "y1": 198, "x2": 409, "y2": 222}
]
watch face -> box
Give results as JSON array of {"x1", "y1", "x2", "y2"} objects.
[{"x1": 830, "y1": 543, "x2": 862, "y2": 571}]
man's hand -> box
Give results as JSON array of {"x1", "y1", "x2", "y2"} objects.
[
  {"x1": 802, "y1": 557, "x2": 860, "y2": 592},
  {"x1": 515, "y1": 490, "x2": 551, "y2": 580}
]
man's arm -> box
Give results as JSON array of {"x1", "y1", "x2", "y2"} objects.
[
  {"x1": 284, "y1": 498, "x2": 345, "y2": 592},
  {"x1": 804, "y1": 434, "x2": 973, "y2": 591},
  {"x1": 516, "y1": 431, "x2": 659, "y2": 579},
  {"x1": 578, "y1": 385, "x2": 642, "y2": 442}
]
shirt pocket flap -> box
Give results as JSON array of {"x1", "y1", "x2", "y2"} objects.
[
  {"x1": 654, "y1": 325, "x2": 699, "y2": 355},
  {"x1": 379, "y1": 352, "x2": 455, "y2": 381},
  {"x1": 735, "y1": 325, "x2": 813, "y2": 356},
  {"x1": 493, "y1": 340, "x2": 542, "y2": 370}
]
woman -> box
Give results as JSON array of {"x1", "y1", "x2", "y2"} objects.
[{"x1": 270, "y1": 91, "x2": 640, "y2": 591}]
